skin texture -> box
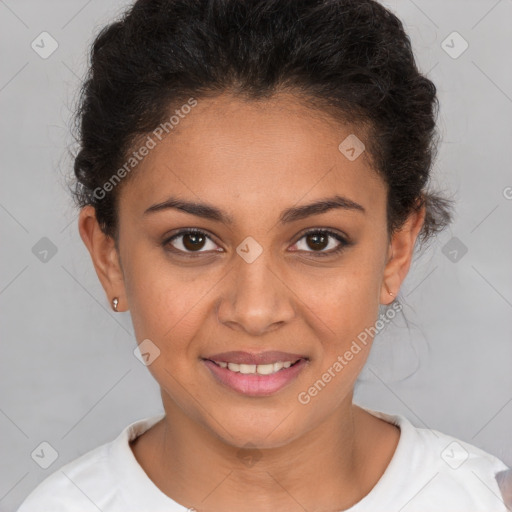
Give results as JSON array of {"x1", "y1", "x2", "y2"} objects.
[{"x1": 79, "y1": 92, "x2": 425, "y2": 511}]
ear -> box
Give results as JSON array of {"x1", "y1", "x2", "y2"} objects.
[
  {"x1": 380, "y1": 202, "x2": 426, "y2": 305},
  {"x1": 78, "y1": 205, "x2": 127, "y2": 312}
]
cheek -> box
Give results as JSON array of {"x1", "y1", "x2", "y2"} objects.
[
  {"x1": 293, "y1": 268, "x2": 382, "y2": 410},
  {"x1": 297, "y1": 259, "x2": 383, "y2": 342},
  {"x1": 122, "y1": 247, "x2": 216, "y2": 359}
]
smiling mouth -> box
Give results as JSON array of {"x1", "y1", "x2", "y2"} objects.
[
  {"x1": 201, "y1": 356, "x2": 309, "y2": 396},
  {"x1": 205, "y1": 358, "x2": 304, "y2": 376}
]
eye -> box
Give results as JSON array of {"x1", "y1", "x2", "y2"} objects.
[
  {"x1": 163, "y1": 228, "x2": 350, "y2": 258},
  {"x1": 291, "y1": 229, "x2": 350, "y2": 257},
  {"x1": 164, "y1": 228, "x2": 221, "y2": 255}
]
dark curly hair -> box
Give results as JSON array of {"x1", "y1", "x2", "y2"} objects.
[{"x1": 69, "y1": 0, "x2": 454, "y2": 247}]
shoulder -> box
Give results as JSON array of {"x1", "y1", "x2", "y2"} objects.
[
  {"x1": 16, "y1": 414, "x2": 165, "y2": 512},
  {"x1": 16, "y1": 442, "x2": 114, "y2": 511},
  {"x1": 412, "y1": 424, "x2": 510, "y2": 510},
  {"x1": 362, "y1": 407, "x2": 511, "y2": 510}
]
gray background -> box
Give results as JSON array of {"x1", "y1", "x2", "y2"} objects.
[{"x1": 1, "y1": 0, "x2": 511, "y2": 510}]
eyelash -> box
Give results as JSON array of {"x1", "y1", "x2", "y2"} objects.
[{"x1": 163, "y1": 228, "x2": 350, "y2": 258}]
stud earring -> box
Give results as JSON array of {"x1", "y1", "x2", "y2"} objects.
[{"x1": 112, "y1": 297, "x2": 119, "y2": 312}]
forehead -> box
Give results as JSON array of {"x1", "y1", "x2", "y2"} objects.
[{"x1": 120, "y1": 92, "x2": 386, "y2": 221}]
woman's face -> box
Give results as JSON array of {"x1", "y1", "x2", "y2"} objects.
[{"x1": 81, "y1": 92, "x2": 423, "y2": 448}]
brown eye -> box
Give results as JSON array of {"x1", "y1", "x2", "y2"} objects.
[
  {"x1": 165, "y1": 229, "x2": 219, "y2": 254},
  {"x1": 305, "y1": 232, "x2": 329, "y2": 251},
  {"x1": 182, "y1": 232, "x2": 206, "y2": 251},
  {"x1": 292, "y1": 229, "x2": 349, "y2": 256}
]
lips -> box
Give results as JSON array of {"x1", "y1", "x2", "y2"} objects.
[
  {"x1": 202, "y1": 350, "x2": 309, "y2": 366},
  {"x1": 202, "y1": 357, "x2": 309, "y2": 396}
]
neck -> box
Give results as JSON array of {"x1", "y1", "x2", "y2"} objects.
[{"x1": 130, "y1": 391, "x2": 399, "y2": 511}]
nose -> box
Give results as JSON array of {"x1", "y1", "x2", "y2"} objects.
[{"x1": 216, "y1": 250, "x2": 296, "y2": 336}]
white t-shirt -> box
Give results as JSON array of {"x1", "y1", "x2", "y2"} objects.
[{"x1": 17, "y1": 406, "x2": 512, "y2": 511}]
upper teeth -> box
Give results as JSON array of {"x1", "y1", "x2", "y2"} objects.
[{"x1": 214, "y1": 360, "x2": 297, "y2": 375}]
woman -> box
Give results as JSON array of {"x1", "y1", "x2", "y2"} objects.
[{"x1": 17, "y1": 0, "x2": 511, "y2": 510}]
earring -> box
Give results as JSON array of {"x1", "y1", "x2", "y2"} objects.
[{"x1": 112, "y1": 297, "x2": 119, "y2": 312}]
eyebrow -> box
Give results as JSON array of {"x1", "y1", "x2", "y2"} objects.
[{"x1": 143, "y1": 194, "x2": 365, "y2": 224}]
